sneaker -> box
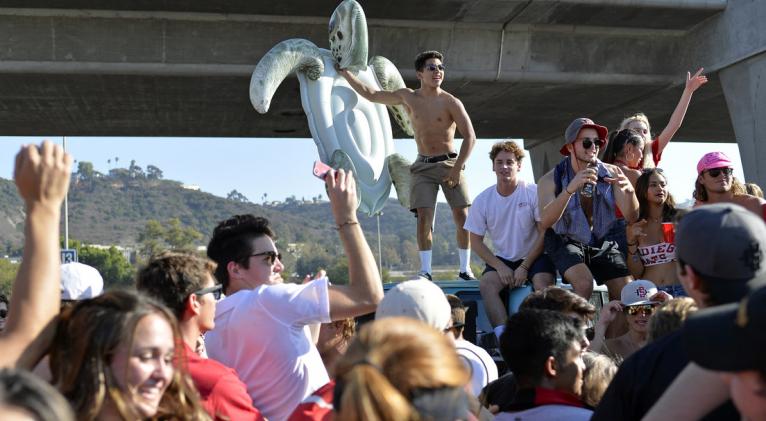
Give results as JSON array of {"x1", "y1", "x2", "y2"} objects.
[
  {"x1": 458, "y1": 271, "x2": 476, "y2": 280},
  {"x1": 417, "y1": 271, "x2": 432, "y2": 281}
]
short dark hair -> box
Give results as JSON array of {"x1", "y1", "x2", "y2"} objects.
[
  {"x1": 520, "y1": 286, "x2": 596, "y2": 321},
  {"x1": 206, "y1": 215, "x2": 274, "y2": 292},
  {"x1": 500, "y1": 309, "x2": 582, "y2": 386},
  {"x1": 136, "y1": 251, "x2": 216, "y2": 320},
  {"x1": 415, "y1": 50, "x2": 443, "y2": 71}
]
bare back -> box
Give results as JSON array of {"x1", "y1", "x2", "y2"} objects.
[{"x1": 401, "y1": 89, "x2": 459, "y2": 155}]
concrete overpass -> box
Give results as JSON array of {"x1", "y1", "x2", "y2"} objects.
[{"x1": 0, "y1": 0, "x2": 764, "y2": 185}]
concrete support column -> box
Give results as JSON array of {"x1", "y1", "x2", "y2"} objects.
[
  {"x1": 720, "y1": 53, "x2": 766, "y2": 190},
  {"x1": 526, "y1": 139, "x2": 564, "y2": 182}
]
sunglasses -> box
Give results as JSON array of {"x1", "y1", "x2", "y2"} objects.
[
  {"x1": 578, "y1": 137, "x2": 604, "y2": 150},
  {"x1": 0, "y1": 309, "x2": 6, "y2": 318},
  {"x1": 705, "y1": 167, "x2": 733, "y2": 177},
  {"x1": 423, "y1": 64, "x2": 445, "y2": 72},
  {"x1": 624, "y1": 304, "x2": 655, "y2": 316},
  {"x1": 250, "y1": 250, "x2": 282, "y2": 266},
  {"x1": 194, "y1": 284, "x2": 223, "y2": 300}
]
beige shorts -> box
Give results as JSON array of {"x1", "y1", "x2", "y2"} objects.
[{"x1": 409, "y1": 157, "x2": 471, "y2": 211}]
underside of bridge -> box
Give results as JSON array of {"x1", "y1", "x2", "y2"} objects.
[{"x1": 0, "y1": 0, "x2": 764, "y2": 183}]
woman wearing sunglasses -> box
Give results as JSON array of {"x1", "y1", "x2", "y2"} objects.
[
  {"x1": 624, "y1": 168, "x2": 685, "y2": 297},
  {"x1": 589, "y1": 280, "x2": 665, "y2": 363},
  {"x1": 618, "y1": 68, "x2": 708, "y2": 169}
]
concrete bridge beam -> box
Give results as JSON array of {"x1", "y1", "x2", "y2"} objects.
[{"x1": 720, "y1": 54, "x2": 766, "y2": 190}]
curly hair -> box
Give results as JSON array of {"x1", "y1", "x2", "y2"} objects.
[
  {"x1": 206, "y1": 214, "x2": 274, "y2": 292},
  {"x1": 489, "y1": 141, "x2": 525, "y2": 162},
  {"x1": 50, "y1": 290, "x2": 208, "y2": 421}
]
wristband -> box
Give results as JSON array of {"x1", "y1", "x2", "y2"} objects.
[
  {"x1": 564, "y1": 186, "x2": 574, "y2": 195},
  {"x1": 336, "y1": 220, "x2": 359, "y2": 230},
  {"x1": 519, "y1": 263, "x2": 529, "y2": 271}
]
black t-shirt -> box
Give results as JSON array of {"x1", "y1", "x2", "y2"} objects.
[{"x1": 592, "y1": 331, "x2": 739, "y2": 421}]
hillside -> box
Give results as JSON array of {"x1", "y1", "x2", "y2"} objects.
[{"x1": 0, "y1": 169, "x2": 465, "y2": 270}]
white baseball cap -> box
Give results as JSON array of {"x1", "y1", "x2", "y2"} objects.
[
  {"x1": 61, "y1": 262, "x2": 104, "y2": 300},
  {"x1": 375, "y1": 279, "x2": 451, "y2": 330},
  {"x1": 621, "y1": 279, "x2": 659, "y2": 306}
]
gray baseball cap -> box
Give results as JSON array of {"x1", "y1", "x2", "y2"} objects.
[
  {"x1": 560, "y1": 117, "x2": 608, "y2": 155},
  {"x1": 675, "y1": 203, "x2": 766, "y2": 304}
]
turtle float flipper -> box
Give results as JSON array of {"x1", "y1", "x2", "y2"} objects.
[
  {"x1": 249, "y1": 39, "x2": 324, "y2": 113},
  {"x1": 370, "y1": 56, "x2": 414, "y2": 137},
  {"x1": 386, "y1": 153, "x2": 413, "y2": 209}
]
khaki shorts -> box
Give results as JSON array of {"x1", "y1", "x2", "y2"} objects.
[{"x1": 409, "y1": 157, "x2": 471, "y2": 211}]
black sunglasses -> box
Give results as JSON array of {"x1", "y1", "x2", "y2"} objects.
[
  {"x1": 0, "y1": 309, "x2": 6, "y2": 318},
  {"x1": 705, "y1": 167, "x2": 733, "y2": 177},
  {"x1": 423, "y1": 63, "x2": 445, "y2": 72},
  {"x1": 250, "y1": 250, "x2": 282, "y2": 266},
  {"x1": 578, "y1": 137, "x2": 604, "y2": 150},
  {"x1": 194, "y1": 284, "x2": 223, "y2": 300}
]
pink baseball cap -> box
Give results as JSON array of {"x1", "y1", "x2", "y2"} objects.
[{"x1": 697, "y1": 152, "x2": 733, "y2": 174}]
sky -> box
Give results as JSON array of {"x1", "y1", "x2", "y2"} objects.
[{"x1": 0, "y1": 136, "x2": 746, "y2": 206}]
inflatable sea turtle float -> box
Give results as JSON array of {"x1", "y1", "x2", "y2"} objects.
[{"x1": 249, "y1": 0, "x2": 414, "y2": 215}]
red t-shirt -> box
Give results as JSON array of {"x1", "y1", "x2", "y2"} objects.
[
  {"x1": 180, "y1": 343, "x2": 265, "y2": 421},
  {"x1": 287, "y1": 380, "x2": 335, "y2": 421}
]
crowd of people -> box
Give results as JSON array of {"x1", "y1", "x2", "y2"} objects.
[{"x1": 2, "y1": 49, "x2": 766, "y2": 421}]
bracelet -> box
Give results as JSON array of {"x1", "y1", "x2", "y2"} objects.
[
  {"x1": 336, "y1": 220, "x2": 359, "y2": 230},
  {"x1": 564, "y1": 186, "x2": 574, "y2": 195},
  {"x1": 519, "y1": 263, "x2": 529, "y2": 271}
]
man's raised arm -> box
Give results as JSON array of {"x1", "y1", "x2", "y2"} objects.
[
  {"x1": 325, "y1": 169, "x2": 384, "y2": 320},
  {"x1": 337, "y1": 67, "x2": 408, "y2": 106},
  {"x1": 1, "y1": 141, "x2": 72, "y2": 368}
]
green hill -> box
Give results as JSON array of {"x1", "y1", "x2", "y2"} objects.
[{"x1": 0, "y1": 166, "x2": 467, "y2": 273}]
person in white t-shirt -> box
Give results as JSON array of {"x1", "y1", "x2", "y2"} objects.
[
  {"x1": 464, "y1": 141, "x2": 556, "y2": 337},
  {"x1": 446, "y1": 294, "x2": 498, "y2": 396},
  {"x1": 204, "y1": 170, "x2": 383, "y2": 421}
]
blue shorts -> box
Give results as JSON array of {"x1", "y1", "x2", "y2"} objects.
[
  {"x1": 657, "y1": 284, "x2": 688, "y2": 297},
  {"x1": 482, "y1": 254, "x2": 556, "y2": 280}
]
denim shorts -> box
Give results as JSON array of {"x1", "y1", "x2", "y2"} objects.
[
  {"x1": 544, "y1": 229, "x2": 630, "y2": 285},
  {"x1": 657, "y1": 284, "x2": 688, "y2": 297}
]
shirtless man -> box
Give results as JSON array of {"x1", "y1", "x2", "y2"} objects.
[
  {"x1": 339, "y1": 50, "x2": 476, "y2": 280},
  {"x1": 693, "y1": 151, "x2": 766, "y2": 219}
]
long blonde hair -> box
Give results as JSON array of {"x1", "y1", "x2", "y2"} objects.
[
  {"x1": 50, "y1": 290, "x2": 209, "y2": 421},
  {"x1": 619, "y1": 113, "x2": 655, "y2": 169},
  {"x1": 334, "y1": 317, "x2": 470, "y2": 421}
]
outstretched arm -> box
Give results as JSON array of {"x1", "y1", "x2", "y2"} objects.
[
  {"x1": 1, "y1": 141, "x2": 72, "y2": 369},
  {"x1": 337, "y1": 67, "x2": 408, "y2": 106},
  {"x1": 655, "y1": 68, "x2": 708, "y2": 155},
  {"x1": 325, "y1": 170, "x2": 383, "y2": 320}
]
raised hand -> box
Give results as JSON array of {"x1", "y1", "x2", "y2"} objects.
[
  {"x1": 627, "y1": 219, "x2": 649, "y2": 244},
  {"x1": 686, "y1": 68, "x2": 708, "y2": 93},
  {"x1": 15, "y1": 141, "x2": 72, "y2": 209},
  {"x1": 325, "y1": 169, "x2": 359, "y2": 225}
]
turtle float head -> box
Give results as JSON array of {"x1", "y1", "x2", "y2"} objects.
[{"x1": 329, "y1": 0, "x2": 368, "y2": 72}]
